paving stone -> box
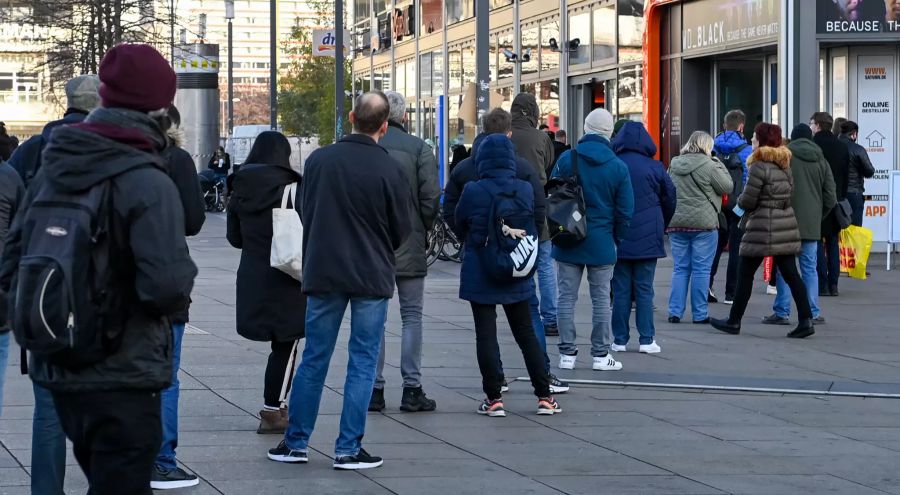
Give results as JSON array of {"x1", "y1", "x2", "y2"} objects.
[
  {"x1": 537, "y1": 475, "x2": 726, "y2": 494},
  {"x1": 691, "y1": 474, "x2": 889, "y2": 494}
]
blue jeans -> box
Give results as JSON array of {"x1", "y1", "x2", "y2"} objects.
[
  {"x1": 156, "y1": 323, "x2": 185, "y2": 470},
  {"x1": 611, "y1": 260, "x2": 657, "y2": 346},
  {"x1": 847, "y1": 192, "x2": 865, "y2": 227},
  {"x1": 536, "y1": 240, "x2": 558, "y2": 327},
  {"x1": 33, "y1": 383, "x2": 66, "y2": 495},
  {"x1": 668, "y1": 231, "x2": 718, "y2": 321},
  {"x1": 0, "y1": 332, "x2": 8, "y2": 414},
  {"x1": 774, "y1": 241, "x2": 820, "y2": 319},
  {"x1": 284, "y1": 295, "x2": 388, "y2": 457},
  {"x1": 529, "y1": 279, "x2": 551, "y2": 373},
  {"x1": 557, "y1": 262, "x2": 615, "y2": 357}
]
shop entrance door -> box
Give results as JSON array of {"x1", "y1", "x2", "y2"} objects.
[
  {"x1": 568, "y1": 76, "x2": 616, "y2": 142},
  {"x1": 716, "y1": 60, "x2": 765, "y2": 141}
]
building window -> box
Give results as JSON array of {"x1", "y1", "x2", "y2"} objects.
[
  {"x1": 420, "y1": 52, "x2": 433, "y2": 97},
  {"x1": 540, "y1": 18, "x2": 560, "y2": 77},
  {"x1": 448, "y1": 47, "x2": 462, "y2": 93},
  {"x1": 395, "y1": 61, "x2": 407, "y2": 98},
  {"x1": 520, "y1": 24, "x2": 539, "y2": 78},
  {"x1": 353, "y1": 0, "x2": 370, "y2": 25},
  {"x1": 432, "y1": 51, "x2": 444, "y2": 96},
  {"x1": 446, "y1": 0, "x2": 474, "y2": 24},
  {"x1": 406, "y1": 58, "x2": 416, "y2": 98},
  {"x1": 497, "y1": 31, "x2": 514, "y2": 82},
  {"x1": 618, "y1": 64, "x2": 643, "y2": 121},
  {"x1": 421, "y1": 0, "x2": 442, "y2": 34},
  {"x1": 490, "y1": 0, "x2": 512, "y2": 8},
  {"x1": 593, "y1": 2, "x2": 615, "y2": 66},
  {"x1": 617, "y1": 0, "x2": 644, "y2": 64},
  {"x1": 568, "y1": 10, "x2": 590, "y2": 66},
  {"x1": 489, "y1": 33, "x2": 498, "y2": 85},
  {"x1": 462, "y1": 44, "x2": 475, "y2": 88}
]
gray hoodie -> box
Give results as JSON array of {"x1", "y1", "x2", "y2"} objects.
[{"x1": 668, "y1": 152, "x2": 733, "y2": 230}]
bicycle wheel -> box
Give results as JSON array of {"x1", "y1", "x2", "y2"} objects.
[
  {"x1": 426, "y1": 222, "x2": 443, "y2": 267},
  {"x1": 442, "y1": 225, "x2": 462, "y2": 263}
]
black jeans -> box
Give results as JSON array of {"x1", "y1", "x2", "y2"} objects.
[
  {"x1": 729, "y1": 255, "x2": 812, "y2": 323},
  {"x1": 710, "y1": 213, "x2": 743, "y2": 299},
  {"x1": 265, "y1": 340, "x2": 299, "y2": 408},
  {"x1": 847, "y1": 192, "x2": 865, "y2": 227},
  {"x1": 471, "y1": 300, "x2": 550, "y2": 400},
  {"x1": 52, "y1": 389, "x2": 161, "y2": 495},
  {"x1": 817, "y1": 235, "x2": 841, "y2": 290}
]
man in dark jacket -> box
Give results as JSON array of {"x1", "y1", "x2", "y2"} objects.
[
  {"x1": 7, "y1": 75, "x2": 101, "y2": 186},
  {"x1": 810, "y1": 111, "x2": 849, "y2": 296},
  {"x1": 0, "y1": 123, "x2": 17, "y2": 161},
  {"x1": 152, "y1": 105, "x2": 206, "y2": 489},
  {"x1": 610, "y1": 122, "x2": 675, "y2": 353},
  {"x1": 369, "y1": 91, "x2": 441, "y2": 413},
  {"x1": 552, "y1": 129, "x2": 571, "y2": 171},
  {"x1": 0, "y1": 160, "x2": 24, "y2": 414},
  {"x1": 765, "y1": 124, "x2": 837, "y2": 326},
  {"x1": 443, "y1": 108, "x2": 568, "y2": 395},
  {"x1": 0, "y1": 44, "x2": 197, "y2": 495},
  {"x1": 839, "y1": 120, "x2": 876, "y2": 227},
  {"x1": 268, "y1": 91, "x2": 411, "y2": 470},
  {"x1": 510, "y1": 93, "x2": 559, "y2": 338}
]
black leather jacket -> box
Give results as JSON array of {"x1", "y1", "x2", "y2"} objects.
[{"x1": 839, "y1": 134, "x2": 875, "y2": 194}]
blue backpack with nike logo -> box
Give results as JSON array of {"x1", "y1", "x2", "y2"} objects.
[{"x1": 475, "y1": 180, "x2": 539, "y2": 282}]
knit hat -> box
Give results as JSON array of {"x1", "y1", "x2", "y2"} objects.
[
  {"x1": 65, "y1": 75, "x2": 101, "y2": 113},
  {"x1": 790, "y1": 123, "x2": 813, "y2": 141},
  {"x1": 613, "y1": 119, "x2": 629, "y2": 137},
  {"x1": 754, "y1": 122, "x2": 783, "y2": 148},
  {"x1": 99, "y1": 44, "x2": 176, "y2": 112},
  {"x1": 584, "y1": 108, "x2": 615, "y2": 140}
]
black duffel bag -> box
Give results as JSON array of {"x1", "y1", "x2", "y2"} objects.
[{"x1": 545, "y1": 145, "x2": 587, "y2": 247}]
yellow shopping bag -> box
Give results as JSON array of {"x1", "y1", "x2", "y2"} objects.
[{"x1": 839, "y1": 225, "x2": 873, "y2": 280}]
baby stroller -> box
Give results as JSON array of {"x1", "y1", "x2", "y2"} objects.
[{"x1": 199, "y1": 169, "x2": 227, "y2": 212}]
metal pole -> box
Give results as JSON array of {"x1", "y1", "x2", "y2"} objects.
[
  {"x1": 336, "y1": 0, "x2": 345, "y2": 140},
  {"x1": 228, "y1": 18, "x2": 234, "y2": 136},
  {"x1": 559, "y1": 0, "x2": 567, "y2": 132},
  {"x1": 475, "y1": 0, "x2": 489, "y2": 133},
  {"x1": 512, "y1": 0, "x2": 521, "y2": 92},
  {"x1": 170, "y1": 0, "x2": 175, "y2": 62},
  {"x1": 270, "y1": 0, "x2": 278, "y2": 129}
]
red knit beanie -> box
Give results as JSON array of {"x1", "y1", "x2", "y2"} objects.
[
  {"x1": 99, "y1": 44, "x2": 176, "y2": 112},
  {"x1": 754, "y1": 122, "x2": 783, "y2": 148}
]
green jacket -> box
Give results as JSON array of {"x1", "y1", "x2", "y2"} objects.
[
  {"x1": 668, "y1": 153, "x2": 733, "y2": 230},
  {"x1": 787, "y1": 139, "x2": 837, "y2": 241}
]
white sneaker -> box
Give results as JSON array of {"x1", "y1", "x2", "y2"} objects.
[
  {"x1": 558, "y1": 354, "x2": 576, "y2": 370},
  {"x1": 639, "y1": 341, "x2": 662, "y2": 354},
  {"x1": 592, "y1": 355, "x2": 623, "y2": 371},
  {"x1": 610, "y1": 343, "x2": 627, "y2": 352},
  {"x1": 766, "y1": 285, "x2": 777, "y2": 295},
  {"x1": 723, "y1": 298, "x2": 734, "y2": 305}
]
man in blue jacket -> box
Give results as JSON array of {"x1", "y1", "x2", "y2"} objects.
[
  {"x1": 610, "y1": 122, "x2": 676, "y2": 354},
  {"x1": 711, "y1": 109, "x2": 753, "y2": 304},
  {"x1": 553, "y1": 108, "x2": 634, "y2": 372}
]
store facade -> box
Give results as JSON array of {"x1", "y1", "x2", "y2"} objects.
[{"x1": 644, "y1": 0, "x2": 899, "y2": 243}]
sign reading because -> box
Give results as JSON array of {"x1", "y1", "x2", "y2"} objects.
[
  {"x1": 817, "y1": 0, "x2": 900, "y2": 33},
  {"x1": 856, "y1": 55, "x2": 896, "y2": 242}
]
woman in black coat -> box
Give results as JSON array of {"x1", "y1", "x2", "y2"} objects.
[{"x1": 226, "y1": 132, "x2": 305, "y2": 434}]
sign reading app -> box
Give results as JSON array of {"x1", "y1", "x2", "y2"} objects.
[{"x1": 856, "y1": 55, "x2": 896, "y2": 242}]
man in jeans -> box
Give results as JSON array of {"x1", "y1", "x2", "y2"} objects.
[
  {"x1": 0, "y1": 44, "x2": 197, "y2": 495},
  {"x1": 810, "y1": 111, "x2": 849, "y2": 297},
  {"x1": 0, "y1": 160, "x2": 23, "y2": 414},
  {"x1": 552, "y1": 109, "x2": 633, "y2": 371},
  {"x1": 765, "y1": 124, "x2": 836, "y2": 326},
  {"x1": 268, "y1": 92, "x2": 411, "y2": 470},
  {"x1": 838, "y1": 120, "x2": 875, "y2": 227},
  {"x1": 369, "y1": 91, "x2": 440, "y2": 413}
]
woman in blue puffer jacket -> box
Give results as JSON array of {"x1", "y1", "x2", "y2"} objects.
[
  {"x1": 454, "y1": 134, "x2": 559, "y2": 418},
  {"x1": 610, "y1": 122, "x2": 676, "y2": 354}
]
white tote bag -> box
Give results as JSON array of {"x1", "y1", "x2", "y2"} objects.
[{"x1": 270, "y1": 182, "x2": 304, "y2": 281}]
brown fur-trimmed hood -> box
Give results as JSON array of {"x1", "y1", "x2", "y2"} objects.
[{"x1": 748, "y1": 145, "x2": 792, "y2": 170}]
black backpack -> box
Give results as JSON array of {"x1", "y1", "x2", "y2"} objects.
[
  {"x1": 546, "y1": 146, "x2": 588, "y2": 247},
  {"x1": 475, "y1": 180, "x2": 539, "y2": 282},
  {"x1": 12, "y1": 180, "x2": 124, "y2": 367},
  {"x1": 720, "y1": 143, "x2": 748, "y2": 212}
]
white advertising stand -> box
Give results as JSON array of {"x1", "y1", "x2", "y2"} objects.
[{"x1": 889, "y1": 171, "x2": 900, "y2": 270}]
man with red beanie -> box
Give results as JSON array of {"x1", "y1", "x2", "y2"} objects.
[{"x1": 0, "y1": 44, "x2": 197, "y2": 495}]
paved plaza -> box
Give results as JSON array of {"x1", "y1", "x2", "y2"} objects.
[{"x1": 2, "y1": 214, "x2": 900, "y2": 495}]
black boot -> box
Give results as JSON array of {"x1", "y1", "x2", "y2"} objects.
[
  {"x1": 710, "y1": 318, "x2": 741, "y2": 335},
  {"x1": 787, "y1": 319, "x2": 815, "y2": 339},
  {"x1": 368, "y1": 388, "x2": 386, "y2": 412},
  {"x1": 399, "y1": 386, "x2": 437, "y2": 412}
]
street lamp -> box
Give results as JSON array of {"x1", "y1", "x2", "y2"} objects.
[{"x1": 225, "y1": 0, "x2": 235, "y2": 137}]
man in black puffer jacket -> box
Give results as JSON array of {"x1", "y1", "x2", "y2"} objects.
[
  {"x1": 838, "y1": 120, "x2": 876, "y2": 227},
  {"x1": 810, "y1": 111, "x2": 849, "y2": 297}
]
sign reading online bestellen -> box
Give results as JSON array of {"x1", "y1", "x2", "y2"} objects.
[
  {"x1": 312, "y1": 29, "x2": 350, "y2": 57},
  {"x1": 857, "y1": 55, "x2": 896, "y2": 243}
]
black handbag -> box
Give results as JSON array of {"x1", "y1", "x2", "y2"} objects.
[
  {"x1": 689, "y1": 172, "x2": 728, "y2": 231},
  {"x1": 834, "y1": 199, "x2": 853, "y2": 230},
  {"x1": 546, "y1": 145, "x2": 588, "y2": 247}
]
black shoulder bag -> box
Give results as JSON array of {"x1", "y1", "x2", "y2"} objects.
[{"x1": 546, "y1": 145, "x2": 588, "y2": 247}]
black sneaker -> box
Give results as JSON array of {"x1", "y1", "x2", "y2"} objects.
[
  {"x1": 500, "y1": 379, "x2": 509, "y2": 393},
  {"x1": 668, "y1": 316, "x2": 681, "y2": 324},
  {"x1": 762, "y1": 314, "x2": 791, "y2": 325},
  {"x1": 544, "y1": 324, "x2": 559, "y2": 337},
  {"x1": 708, "y1": 289, "x2": 718, "y2": 303},
  {"x1": 267, "y1": 440, "x2": 309, "y2": 463},
  {"x1": 549, "y1": 374, "x2": 569, "y2": 394},
  {"x1": 333, "y1": 448, "x2": 383, "y2": 470},
  {"x1": 368, "y1": 387, "x2": 385, "y2": 412},
  {"x1": 150, "y1": 465, "x2": 199, "y2": 490},
  {"x1": 399, "y1": 386, "x2": 436, "y2": 412}
]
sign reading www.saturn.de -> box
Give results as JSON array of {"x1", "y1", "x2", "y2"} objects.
[{"x1": 312, "y1": 29, "x2": 350, "y2": 57}]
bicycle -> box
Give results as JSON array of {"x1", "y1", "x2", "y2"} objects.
[{"x1": 426, "y1": 213, "x2": 462, "y2": 267}]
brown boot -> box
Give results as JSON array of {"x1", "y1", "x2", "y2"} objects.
[{"x1": 257, "y1": 409, "x2": 287, "y2": 434}]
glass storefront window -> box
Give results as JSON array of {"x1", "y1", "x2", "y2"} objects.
[
  {"x1": 406, "y1": 59, "x2": 416, "y2": 98},
  {"x1": 420, "y1": 53, "x2": 432, "y2": 97},
  {"x1": 618, "y1": 64, "x2": 643, "y2": 121},
  {"x1": 593, "y1": 3, "x2": 615, "y2": 65},
  {"x1": 521, "y1": 25, "x2": 539, "y2": 77},
  {"x1": 433, "y1": 51, "x2": 444, "y2": 96},
  {"x1": 407, "y1": 103, "x2": 417, "y2": 135},
  {"x1": 497, "y1": 31, "x2": 514, "y2": 82},
  {"x1": 569, "y1": 10, "x2": 590, "y2": 65},
  {"x1": 540, "y1": 18, "x2": 560, "y2": 76},
  {"x1": 449, "y1": 47, "x2": 462, "y2": 93},
  {"x1": 447, "y1": 0, "x2": 474, "y2": 24},
  {"x1": 537, "y1": 79, "x2": 560, "y2": 130},
  {"x1": 421, "y1": 0, "x2": 442, "y2": 34},
  {"x1": 395, "y1": 62, "x2": 407, "y2": 99},
  {"x1": 489, "y1": 33, "x2": 498, "y2": 85},
  {"x1": 618, "y1": 0, "x2": 644, "y2": 64},
  {"x1": 462, "y1": 45, "x2": 476, "y2": 88}
]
